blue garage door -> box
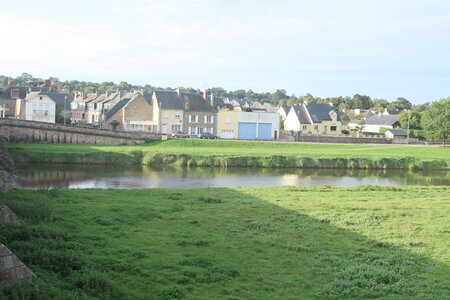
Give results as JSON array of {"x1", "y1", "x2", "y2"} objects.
[
  {"x1": 238, "y1": 122, "x2": 257, "y2": 139},
  {"x1": 258, "y1": 123, "x2": 272, "y2": 140}
]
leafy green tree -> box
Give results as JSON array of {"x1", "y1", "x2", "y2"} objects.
[
  {"x1": 387, "y1": 97, "x2": 412, "y2": 111},
  {"x1": 421, "y1": 98, "x2": 449, "y2": 146},
  {"x1": 351, "y1": 94, "x2": 372, "y2": 109},
  {"x1": 271, "y1": 89, "x2": 288, "y2": 102},
  {"x1": 372, "y1": 98, "x2": 389, "y2": 112},
  {"x1": 398, "y1": 111, "x2": 422, "y2": 130},
  {"x1": 413, "y1": 102, "x2": 430, "y2": 112}
]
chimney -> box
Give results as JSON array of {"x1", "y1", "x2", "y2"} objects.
[
  {"x1": 44, "y1": 79, "x2": 50, "y2": 88},
  {"x1": 185, "y1": 102, "x2": 189, "y2": 110},
  {"x1": 176, "y1": 88, "x2": 181, "y2": 96},
  {"x1": 96, "y1": 91, "x2": 100, "y2": 97},
  {"x1": 203, "y1": 90, "x2": 207, "y2": 100},
  {"x1": 210, "y1": 94, "x2": 214, "y2": 106},
  {"x1": 105, "y1": 91, "x2": 109, "y2": 98}
]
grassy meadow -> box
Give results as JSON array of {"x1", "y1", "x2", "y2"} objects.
[
  {"x1": 7, "y1": 140, "x2": 449, "y2": 169},
  {"x1": 0, "y1": 186, "x2": 449, "y2": 299}
]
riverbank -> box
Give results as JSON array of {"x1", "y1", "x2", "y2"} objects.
[
  {"x1": 0, "y1": 186, "x2": 448, "y2": 299},
  {"x1": 7, "y1": 140, "x2": 449, "y2": 170}
]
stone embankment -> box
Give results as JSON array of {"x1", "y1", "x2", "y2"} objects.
[
  {"x1": 0, "y1": 118, "x2": 161, "y2": 145},
  {"x1": 0, "y1": 137, "x2": 37, "y2": 287}
]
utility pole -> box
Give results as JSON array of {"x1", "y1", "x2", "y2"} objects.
[
  {"x1": 64, "y1": 95, "x2": 67, "y2": 125},
  {"x1": 407, "y1": 110, "x2": 410, "y2": 144}
]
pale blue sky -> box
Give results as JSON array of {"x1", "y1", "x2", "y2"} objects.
[{"x1": 1, "y1": 0, "x2": 449, "y2": 104}]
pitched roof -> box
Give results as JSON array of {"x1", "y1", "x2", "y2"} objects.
[
  {"x1": 154, "y1": 90, "x2": 216, "y2": 112},
  {"x1": 365, "y1": 115, "x2": 399, "y2": 126},
  {"x1": 105, "y1": 98, "x2": 130, "y2": 121},
  {"x1": 386, "y1": 129, "x2": 407, "y2": 136},
  {"x1": 292, "y1": 106, "x2": 310, "y2": 123},
  {"x1": 142, "y1": 92, "x2": 152, "y2": 104},
  {"x1": 306, "y1": 103, "x2": 340, "y2": 122},
  {"x1": 42, "y1": 92, "x2": 71, "y2": 110}
]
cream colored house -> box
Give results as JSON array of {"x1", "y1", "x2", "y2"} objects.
[
  {"x1": 217, "y1": 110, "x2": 239, "y2": 138},
  {"x1": 284, "y1": 103, "x2": 342, "y2": 135}
]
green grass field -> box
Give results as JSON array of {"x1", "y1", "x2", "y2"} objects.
[
  {"x1": 1, "y1": 186, "x2": 448, "y2": 299},
  {"x1": 6, "y1": 140, "x2": 450, "y2": 169}
]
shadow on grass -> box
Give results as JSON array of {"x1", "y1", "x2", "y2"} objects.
[{"x1": 0, "y1": 186, "x2": 448, "y2": 299}]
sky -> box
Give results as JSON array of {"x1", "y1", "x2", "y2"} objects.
[{"x1": 0, "y1": 0, "x2": 449, "y2": 104}]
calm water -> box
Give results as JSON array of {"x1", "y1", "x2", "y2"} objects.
[{"x1": 15, "y1": 163, "x2": 450, "y2": 189}]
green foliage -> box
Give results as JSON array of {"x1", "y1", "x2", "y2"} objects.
[
  {"x1": 0, "y1": 186, "x2": 448, "y2": 299},
  {"x1": 398, "y1": 111, "x2": 422, "y2": 130},
  {"x1": 421, "y1": 97, "x2": 450, "y2": 145},
  {"x1": 387, "y1": 97, "x2": 412, "y2": 111},
  {"x1": 7, "y1": 140, "x2": 449, "y2": 169}
]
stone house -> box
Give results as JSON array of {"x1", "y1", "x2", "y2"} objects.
[
  {"x1": 153, "y1": 89, "x2": 217, "y2": 135},
  {"x1": 104, "y1": 94, "x2": 155, "y2": 132}
]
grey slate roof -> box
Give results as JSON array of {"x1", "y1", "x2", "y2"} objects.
[
  {"x1": 365, "y1": 115, "x2": 399, "y2": 126},
  {"x1": 306, "y1": 103, "x2": 340, "y2": 122},
  {"x1": 142, "y1": 92, "x2": 152, "y2": 104},
  {"x1": 42, "y1": 92, "x2": 71, "y2": 110},
  {"x1": 154, "y1": 90, "x2": 216, "y2": 112},
  {"x1": 23, "y1": 91, "x2": 70, "y2": 110},
  {"x1": 105, "y1": 98, "x2": 130, "y2": 121},
  {"x1": 386, "y1": 129, "x2": 407, "y2": 136},
  {"x1": 292, "y1": 106, "x2": 310, "y2": 123}
]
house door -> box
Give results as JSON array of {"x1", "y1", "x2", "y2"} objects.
[
  {"x1": 162, "y1": 124, "x2": 167, "y2": 134},
  {"x1": 274, "y1": 130, "x2": 277, "y2": 139}
]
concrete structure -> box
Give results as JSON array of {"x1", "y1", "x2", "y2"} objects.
[
  {"x1": 284, "y1": 103, "x2": 342, "y2": 135},
  {"x1": 217, "y1": 111, "x2": 279, "y2": 140},
  {"x1": 104, "y1": 94, "x2": 156, "y2": 132},
  {"x1": 385, "y1": 129, "x2": 408, "y2": 144},
  {"x1": 0, "y1": 118, "x2": 161, "y2": 145},
  {"x1": 362, "y1": 114, "x2": 400, "y2": 133}
]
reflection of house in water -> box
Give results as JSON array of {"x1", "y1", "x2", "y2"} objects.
[{"x1": 18, "y1": 170, "x2": 75, "y2": 188}]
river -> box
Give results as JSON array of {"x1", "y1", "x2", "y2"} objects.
[{"x1": 15, "y1": 163, "x2": 449, "y2": 189}]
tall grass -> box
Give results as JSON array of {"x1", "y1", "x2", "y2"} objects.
[{"x1": 0, "y1": 186, "x2": 448, "y2": 299}]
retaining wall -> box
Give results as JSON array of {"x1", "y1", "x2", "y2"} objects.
[{"x1": 0, "y1": 118, "x2": 161, "y2": 145}]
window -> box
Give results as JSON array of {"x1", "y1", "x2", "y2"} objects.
[
  {"x1": 331, "y1": 126, "x2": 337, "y2": 131},
  {"x1": 314, "y1": 125, "x2": 319, "y2": 130},
  {"x1": 205, "y1": 115, "x2": 213, "y2": 124},
  {"x1": 302, "y1": 125, "x2": 307, "y2": 130},
  {"x1": 133, "y1": 102, "x2": 136, "y2": 108},
  {"x1": 226, "y1": 116, "x2": 231, "y2": 124},
  {"x1": 189, "y1": 115, "x2": 198, "y2": 123},
  {"x1": 175, "y1": 111, "x2": 180, "y2": 118},
  {"x1": 164, "y1": 111, "x2": 169, "y2": 118},
  {"x1": 210, "y1": 127, "x2": 213, "y2": 134},
  {"x1": 39, "y1": 96, "x2": 43, "y2": 100},
  {"x1": 171, "y1": 124, "x2": 181, "y2": 132}
]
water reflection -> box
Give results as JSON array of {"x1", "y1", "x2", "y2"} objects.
[{"x1": 16, "y1": 163, "x2": 449, "y2": 189}]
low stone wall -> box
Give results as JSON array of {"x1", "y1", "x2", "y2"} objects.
[
  {"x1": 0, "y1": 118, "x2": 162, "y2": 145},
  {"x1": 295, "y1": 135, "x2": 391, "y2": 144}
]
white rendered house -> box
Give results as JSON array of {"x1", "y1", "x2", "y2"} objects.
[{"x1": 21, "y1": 92, "x2": 56, "y2": 123}]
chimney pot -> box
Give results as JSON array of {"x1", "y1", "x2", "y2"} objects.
[{"x1": 203, "y1": 90, "x2": 207, "y2": 100}]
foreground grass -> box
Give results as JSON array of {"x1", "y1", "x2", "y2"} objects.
[
  {"x1": 6, "y1": 140, "x2": 449, "y2": 169},
  {"x1": 0, "y1": 186, "x2": 449, "y2": 299}
]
